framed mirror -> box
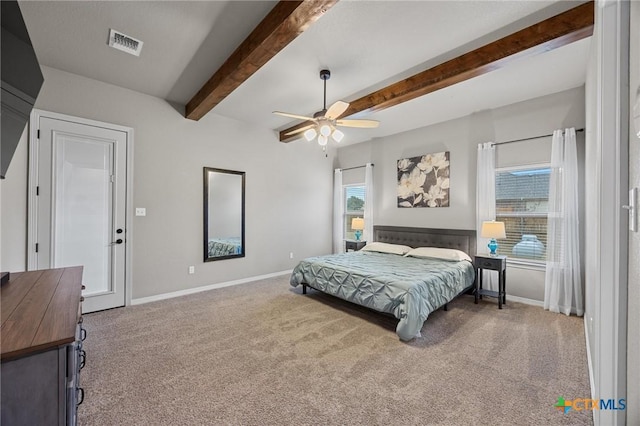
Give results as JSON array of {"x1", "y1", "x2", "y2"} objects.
[{"x1": 203, "y1": 167, "x2": 245, "y2": 262}]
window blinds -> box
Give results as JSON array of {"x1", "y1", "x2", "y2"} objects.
[{"x1": 495, "y1": 168, "x2": 550, "y2": 260}]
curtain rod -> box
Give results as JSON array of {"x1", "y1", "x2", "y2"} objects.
[
  {"x1": 491, "y1": 128, "x2": 584, "y2": 146},
  {"x1": 339, "y1": 163, "x2": 374, "y2": 172}
]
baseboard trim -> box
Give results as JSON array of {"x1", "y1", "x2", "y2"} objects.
[
  {"x1": 506, "y1": 295, "x2": 544, "y2": 307},
  {"x1": 507, "y1": 296, "x2": 583, "y2": 316},
  {"x1": 131, "y1": 270, "x2": 292, "y2": 305}
]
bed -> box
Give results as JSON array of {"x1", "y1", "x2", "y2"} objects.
[
  {"x1": 208, "y1": 237, "x2": 242, "y2": 257},
  {"x1": 289, "y1": 226, "x2": 476, "y2": 341}
]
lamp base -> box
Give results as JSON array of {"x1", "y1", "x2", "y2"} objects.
[
  {"x1": 487, "y1": 238, "x2": 498, "y2": 256},
  {"x1": 354, "y1": 230, "x2": 362, "y2": 241}
]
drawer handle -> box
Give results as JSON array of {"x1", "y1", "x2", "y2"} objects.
[
  {"x1": 80, "y1": 327, "x2": 87, "y2": 342},
  {"x1": 77, "y1": 387, "x2": 85, "y2": 406},
  {"x1": 482, "y1": 261, "x2": 494, "y2": 267},
  {"x1": 79, "y1": 349, "x2": 86, "y2": 370}
]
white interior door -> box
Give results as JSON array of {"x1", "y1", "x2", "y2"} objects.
[{"x1": 32, "y1": 114, "x2": 128, "y2": 313}]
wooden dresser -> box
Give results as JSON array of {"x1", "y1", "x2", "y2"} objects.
[{"x1": 1, "y1": 267, "x2": 86, "y2": 425}]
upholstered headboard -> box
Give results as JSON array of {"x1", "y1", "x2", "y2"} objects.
[{"x1": 373, "y1": 226, "x2": 476, "y2": 256}]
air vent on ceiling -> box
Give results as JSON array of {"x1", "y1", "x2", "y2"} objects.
[{"x1": 108, "y1": 29, "x2": 143, "y2": 56}]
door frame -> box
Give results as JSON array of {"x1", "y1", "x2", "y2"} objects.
[
  {"x1": 27, "y1": 109, "x2": 134, "y2": 307},
  {"x1": 589, "y1": 2, "x2": 629, "y2": 425}
]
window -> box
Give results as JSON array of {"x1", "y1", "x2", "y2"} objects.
[
  {"x1": 344, "y1": 185, "x2": 365, "y2": 240},
  {"x1": 495, "y1": 166, "x2": 550, "y2": 262}
]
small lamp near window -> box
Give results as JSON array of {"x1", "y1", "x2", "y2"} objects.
[
  {"x1": 352, "y1": 217, "x2": 364, "y2": 241},
  {"x1": 481, "y1": 220, "x2": 506, "y2": 256}
]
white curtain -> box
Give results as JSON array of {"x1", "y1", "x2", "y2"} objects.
[
  {"x1": 476, "y1": 142, "x2": 498, "y2": 290},
  {"x1": 544, "y1": 128, "x2": 583, "y2": 316},
  {"x1": 333, "y1": 169, "x2": 344, "y2": 254},
  {"x1": 364, "y1": 163, "x2": 374, "y2": 243}
]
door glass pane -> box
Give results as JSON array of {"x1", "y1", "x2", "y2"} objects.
[{"x1": 54, "y1": 135, "x2": 113, "y2": 295}]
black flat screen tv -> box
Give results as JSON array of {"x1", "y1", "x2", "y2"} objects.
[{"x1": 1, "y1": 1, "x2": 44, "y2": 179}]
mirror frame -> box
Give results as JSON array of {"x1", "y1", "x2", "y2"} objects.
[{"x1": 203, "y1": 167, "x2": 245, "y2": 262}]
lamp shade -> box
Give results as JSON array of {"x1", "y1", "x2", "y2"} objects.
[
  {"x1": 351, "y1": 217, "x2": 364, "y2": 230},
  {"x1": 481, "y1": 221, "x2": 506, "y2": 239}
]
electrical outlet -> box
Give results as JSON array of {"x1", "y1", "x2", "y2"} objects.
[
  {"x1": 135, "y1": 207, "x2": 146, "y2": 216},
  {"x1": 289, "y1": 252, "x2": 294, "y2": 259},
  {"x1": 188, "y1": 266, "x2": 195, "y2": 274}
]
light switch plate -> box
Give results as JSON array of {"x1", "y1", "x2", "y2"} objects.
[{"x1": 135, "y1": 207, "x2": 146, "y2": 216}]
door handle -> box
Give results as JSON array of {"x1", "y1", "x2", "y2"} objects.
[{"x1": 111, "y1": 239, "x2": 123, "y2": 245}]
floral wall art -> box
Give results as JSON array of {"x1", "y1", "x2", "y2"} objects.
[{"x1": 397, "y1": 151, "x2": 450, "y2": 208}]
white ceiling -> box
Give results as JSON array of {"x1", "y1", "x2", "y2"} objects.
[{"x1": 19, "y1": 0, "x2": 590, "y2": 146}]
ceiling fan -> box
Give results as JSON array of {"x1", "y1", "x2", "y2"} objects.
[{"x1": 273, "y1": 69, "x2": 379, "y2": 145}]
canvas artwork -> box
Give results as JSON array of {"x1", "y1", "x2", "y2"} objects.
[{"x1": 397, "y1": 151, "x2": 450, "y2": 208}]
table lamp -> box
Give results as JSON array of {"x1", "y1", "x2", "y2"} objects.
[
  {"x1": 481, "y1": 220, "x2": 506, "y2": 256},
  {"x1": 352, "y1": 217, "x2": 364, "y2": 241}
]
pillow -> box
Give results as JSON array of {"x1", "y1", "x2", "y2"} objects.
[
  {"x1": 360, "y1": 242, "x2": 412, "y2": 256},
  {"x1": 404, "y1": 247, "x2": 472, "y2": 262}
]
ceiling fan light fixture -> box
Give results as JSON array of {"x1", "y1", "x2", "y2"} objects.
[
  {"x1": 320, "y1": 124, "x2": 331, "y2": 137},
  {"x1": 273, "y1": 69, "x2": 379, "y2": 150},
  {"x1": 332, "y1": 129, "x2": 344, "y2": 142},
  {"x1": 304, "y1": 128, "x2": 317, "y2": 141}
]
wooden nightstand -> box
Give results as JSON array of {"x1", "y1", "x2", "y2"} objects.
[
  {"x1": 345, "y1": 240, "x2": 367, "y2": 252},
  {"x1": 474, "y1": 254, "x2": 507, "y2": 309}
]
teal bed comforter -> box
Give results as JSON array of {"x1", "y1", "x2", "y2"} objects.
[
  {"x1": 290, "y1": 251, "x2": 475, "y2": 341},
  {"x1": 208, "y1": 238, "x2": 242, "y2": 256}
]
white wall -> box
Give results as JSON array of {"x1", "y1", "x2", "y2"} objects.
[
  {"x1": 627, "y1": 1, "x2": 640, "y2": 422},
  {"x1": 0, "y1": 128, "x2": 29, "y2": 271},
  {"x1": 1, "y1": 66, "x2": 334, "y2": 299},
  {"x1": 337, "y1": 86, "x2": 585, "y2": 303}
]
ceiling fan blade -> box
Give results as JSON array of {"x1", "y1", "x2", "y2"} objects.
[
  {"x1": 325, "y1": 101, "x2": 349, "y2": 120},
  {"x1": 284, "y1": 124, "x2": 315, "y2": 136},
  {"x1": 273, "y1": 111, "x2": 316, "y2": 121},
  {"x1": 336, "y1": 119, "x2": 379, "y2": 128}
]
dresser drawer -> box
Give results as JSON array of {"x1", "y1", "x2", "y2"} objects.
[{"x1": 475, "y1": 256, "x2": 505, "y2": 270}]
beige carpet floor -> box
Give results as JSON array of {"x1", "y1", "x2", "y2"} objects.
[{"x1": 79, "y1": 275, "x2": 592, "y2": 425}]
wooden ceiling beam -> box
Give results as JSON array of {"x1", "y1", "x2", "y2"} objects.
[
  {"x1": 279, "y1": 1, "x2": 594, "y2": 142},
  {"x1": 186, "y1": 0, "x2": 339, "y2": 121}
]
